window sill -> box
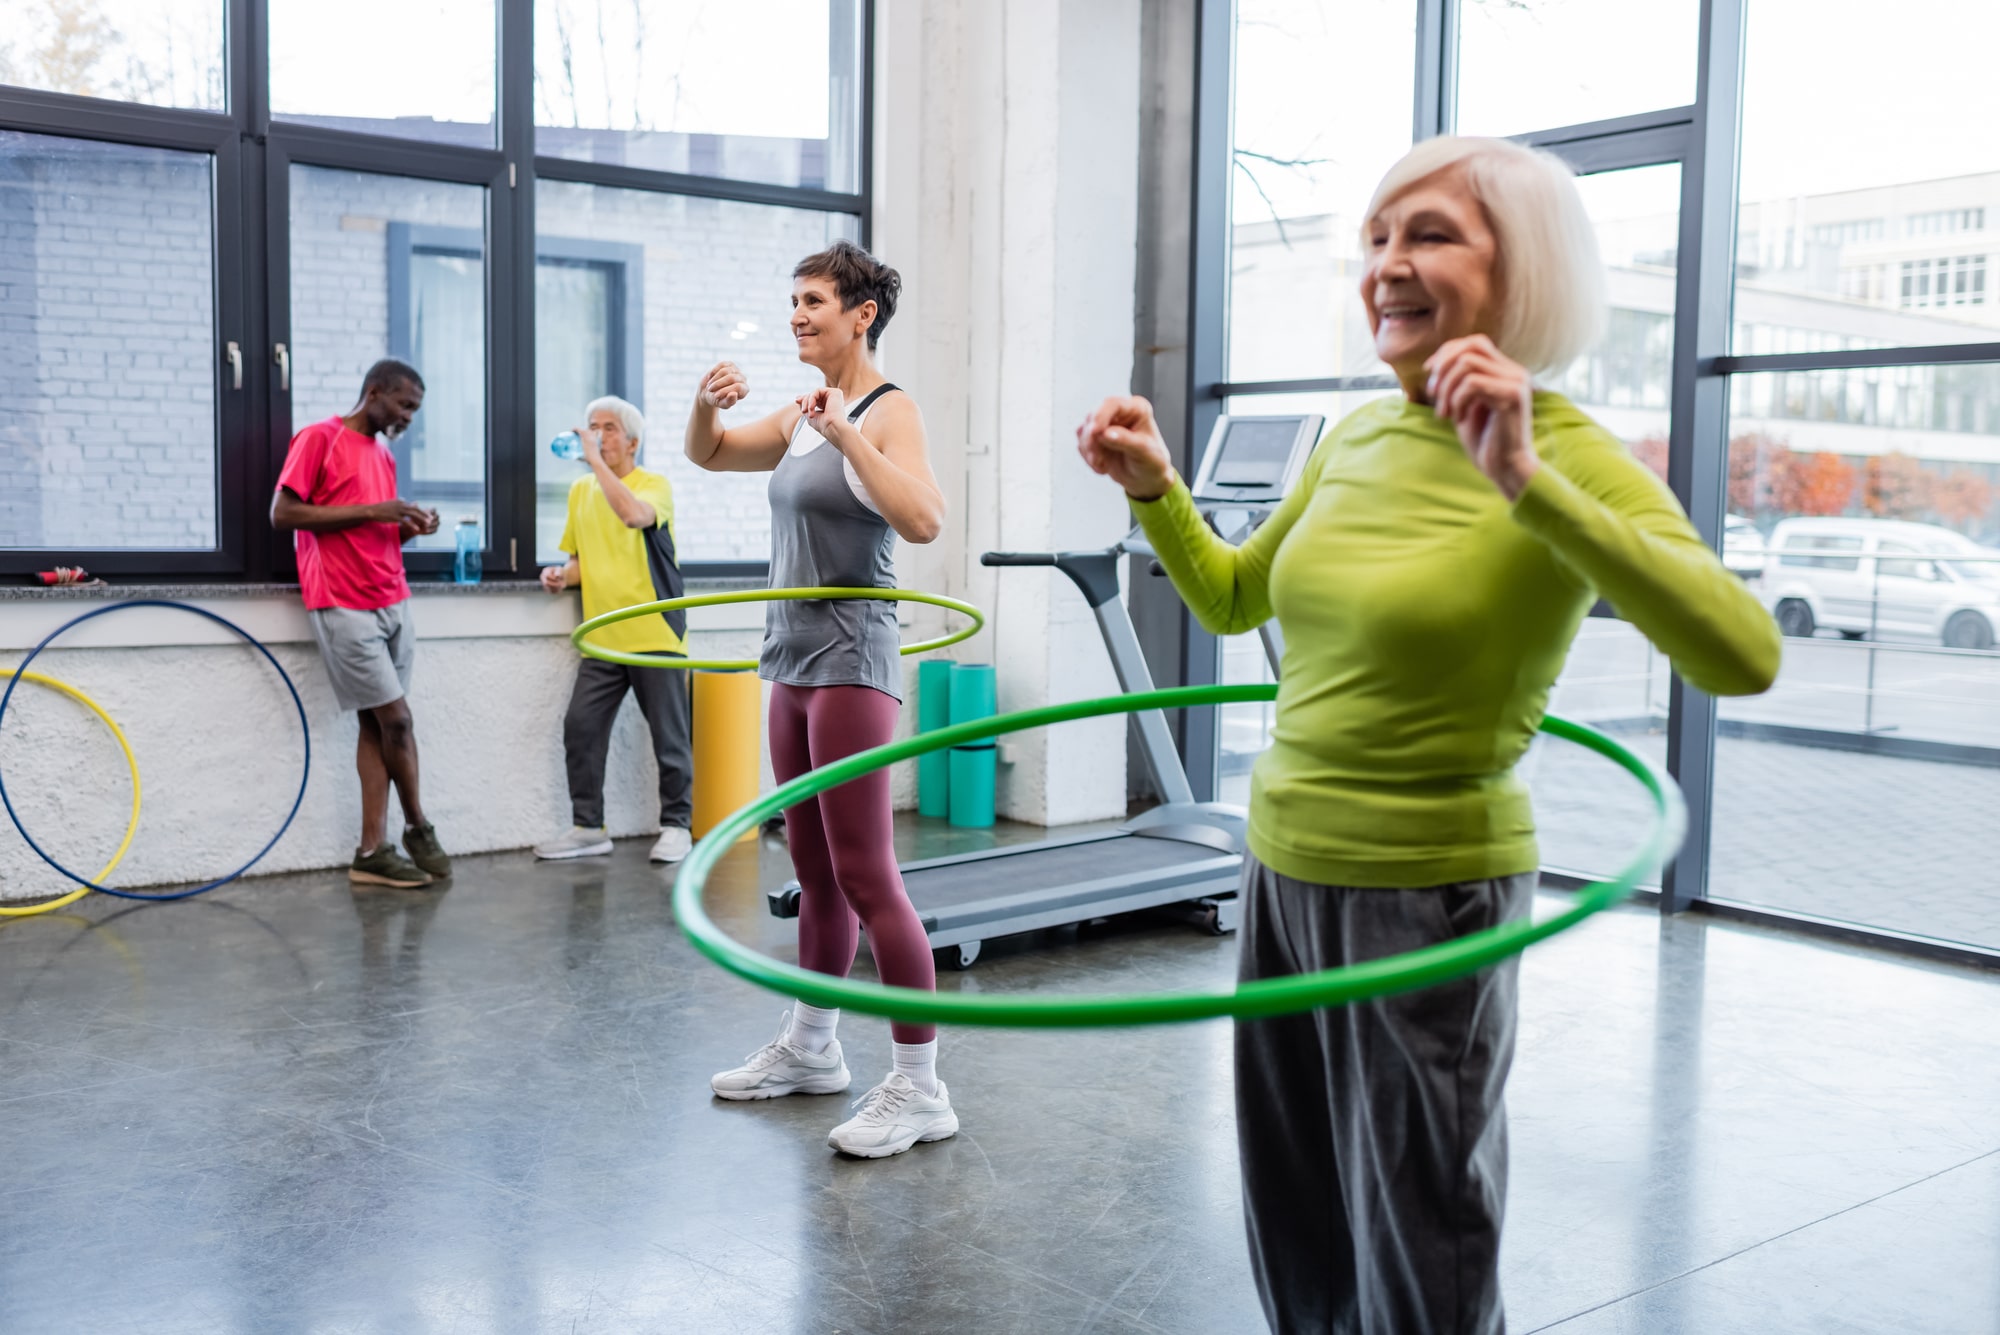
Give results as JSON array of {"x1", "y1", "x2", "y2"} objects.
[{"x1": 0, "y1": 578, "x2": 783, "y2": 650}]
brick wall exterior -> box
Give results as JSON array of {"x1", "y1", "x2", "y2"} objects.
[
  {"x1": 536, "y1": 180, "x2": 857, "y2": 561},
  {"x1": 0, "y1": 135, "x2": 216, "y2": 549},
  {"x1": 1, "y1": 142, "x2": 855, "y2": 562}
]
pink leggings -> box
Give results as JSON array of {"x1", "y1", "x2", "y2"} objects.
[{"x1": 769, "y1": 682, "x2": 937, "y2": 1044}]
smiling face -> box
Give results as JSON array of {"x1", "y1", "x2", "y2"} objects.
[
  {"x1": 789, "y1": 275, "x2": 875, "y2": 370},
  {"x1": 589, "y1": 407, "x2": 636, "y2": 471},
  {"x1": 1361, "y1": 166, "x2": 1503, "y2": 397},
  {"x1": 365, "y1": 378, "x2": 424, "y2": 439}
]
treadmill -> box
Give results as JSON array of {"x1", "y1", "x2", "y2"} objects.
[{"x1": 767, "y1": 412, "x2": 1325, "y2": 968}]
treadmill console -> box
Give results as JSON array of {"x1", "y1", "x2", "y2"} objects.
[{"x1": 1188, "y1": 413, "x2": 1325, "y2": 510}]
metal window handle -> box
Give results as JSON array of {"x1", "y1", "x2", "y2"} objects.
[
  {"x1": 225, "y1": 340, "x2": 243, "y2": 390},
  {"x1": 274, "y1": 342, "x2": 290, "y2": 392}
]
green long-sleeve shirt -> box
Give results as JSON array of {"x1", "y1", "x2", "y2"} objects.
[{"x1": 1134, "y1": 391, "x2": 1780, "y2": 888}]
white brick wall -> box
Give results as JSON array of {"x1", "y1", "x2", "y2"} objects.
[
  {"x1": 536, "y1": 180, "x2": 858, "y2": 561},
  {"x1": 0, "y1": 136, "x2": 216, "y2": 549},
  {"x1": 1, "y1": 143, "x2": 856, "y2": 562}
]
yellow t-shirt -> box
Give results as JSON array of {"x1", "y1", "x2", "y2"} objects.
[{"x1": 559, "y1": 466, "x2": 686, "y2": 656}]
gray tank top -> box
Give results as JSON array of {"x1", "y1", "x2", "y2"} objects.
[{"x1": 760, "y1": 384, "x2": 903, "y2": 701}]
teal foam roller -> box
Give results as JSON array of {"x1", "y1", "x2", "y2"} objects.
[
  {"x1": 949, "y1": 742, "x2": 997, "y2": 828},
  {"x1": 946, "y1": 664, "x2": 997, "y2": 827},
  {"x1": 947, "y1": 662, "x2": 996, "y2": 724},
  {"x1": 917, "y1": 660, "x2": 954, "y2": 819}
]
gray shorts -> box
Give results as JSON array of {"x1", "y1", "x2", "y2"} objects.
[{"x1": 307, "y1": 600, "x2": 416, "y2": 712}]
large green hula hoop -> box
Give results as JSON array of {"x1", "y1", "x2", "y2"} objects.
[
  {"x1": 571, "y1": 587, "x2": 985, "y2": 670},
  {"x1": 672, "y1": 684, "x2": 1687, "y2": 1027}
]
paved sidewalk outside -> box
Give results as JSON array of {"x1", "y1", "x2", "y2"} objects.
[{"x1": 1530, "y1": 729, "x2": 2000, "y2": 953}]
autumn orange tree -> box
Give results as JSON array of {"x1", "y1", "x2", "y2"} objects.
[
  {"x1": 1861, "y1": 452, "x2": 1933, "y2": 519},
  {"x1": 1931, "y1": 469, "x2": 1996, "y2": 532}
]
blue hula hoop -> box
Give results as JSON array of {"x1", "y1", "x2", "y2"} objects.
[{"x1": 0, "y1": 599, "x2": 311, "y2": 902}]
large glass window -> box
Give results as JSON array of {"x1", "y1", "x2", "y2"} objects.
[
  {"x1": 0, "y1": 132, "x2": 218, "y2": 550},
  {"x1": 1455, "y1": 0, "x2": 1698, "y2": 138},
  {"x1": 1733, "y1": 0, "x2": 2000, "y2": 350},
  {"x1": 269, "y1": 0, "x2": 496, "y2": 147},
  {"x1": 533, "y1": 180, "x2": 857, "y2": 563},
  {"x1": 0, "y1": 0, "x2": 225, "y2": 111},
  {"x1": 533, "y1": 0, "x2": 863, "y2": 193},
  {"x1": 1227, "y1": 0, "x2": 1417, "y2": 384},
  {"x1": 1712, "y1": 367, "x2": 2000, "y2": 950},
  {"x1": 287, "y1": 166, "x2": 488, "y2": 551},
  {"x1": 1528, "y1": 164, "x2": 1682, "y2": 885}
]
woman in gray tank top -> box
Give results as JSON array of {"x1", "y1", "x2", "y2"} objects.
[{"x1": 684, "y1": 240, "x2": 958, "y2": 1160}]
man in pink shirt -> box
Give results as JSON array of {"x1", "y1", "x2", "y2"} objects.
[{"x1": 272, "y1": 359, "x2": 451, "y2": 888}]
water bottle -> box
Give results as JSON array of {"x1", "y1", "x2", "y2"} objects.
[
  {"x1": 453, "y1": 516, "x2": 482, "y2": 584},
  {"x1": 550, "y1": 430, "x2": 584, "y2": 460}
]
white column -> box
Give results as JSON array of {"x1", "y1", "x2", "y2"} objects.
[{"x1": 874, "y1": 0, "x2": 1144, "y2": 825}]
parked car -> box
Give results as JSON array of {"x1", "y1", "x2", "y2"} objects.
[
  {"x1": 1755, "y1": 517, "x2": 2000, "y2": 649},
  {"x1": 1722, "y1": 514, "x2": 1765, "y2": 578}
]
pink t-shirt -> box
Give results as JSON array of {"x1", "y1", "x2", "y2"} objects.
[{"x1": 276, "y1": 417, "x2": 411, "y2": 611}]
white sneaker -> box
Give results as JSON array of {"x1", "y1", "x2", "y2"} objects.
[
  {"x1": 826, "y1": 1073, "x2": 958, "y2": 1158},
  {"x1": 710, "y1": 1011, "x2": 852, "y2": 1101},
  {"x1": 650, "y1": 826, "x2": 693, "y2": 863},
  {"x1": 534, "y1": 825, "x2": 613, "y2": 859}
]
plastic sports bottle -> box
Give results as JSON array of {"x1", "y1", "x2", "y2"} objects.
[
  {"x1": 550, "y1": 430, "x2": 584, "y2": 460},
  {"x1": 454, "y1": 517, "x2": 482, "y2": 584}
]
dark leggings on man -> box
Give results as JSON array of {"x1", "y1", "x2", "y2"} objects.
[{"x1": 768, "y1": 682, "x2": 936, "y2": 1045}]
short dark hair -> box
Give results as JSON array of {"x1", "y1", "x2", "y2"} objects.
[
  {"x1": 793, "y1": 240, "x2": 901, "y2": 350},
  {"x1": 362, "y1": 357, "x2": 424, "y2": 396}
]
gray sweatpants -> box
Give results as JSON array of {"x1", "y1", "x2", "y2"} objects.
[
  {"x1": 563, "y1": 657, "x2": 693, "y2": 830},
  {"x1": 1234, "y1": 857, "x2": 1536, "y2": 1335}
]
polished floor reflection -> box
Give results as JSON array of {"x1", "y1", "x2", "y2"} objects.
[{"x1": 3, "y1": 820, "x2": 1998, "y2": 1333}]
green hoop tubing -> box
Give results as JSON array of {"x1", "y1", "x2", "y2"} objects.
[
  {"x1": 571, "y1": 587, "x2": 986, "y2": 670},
  {"x1": 672, "y1": 683, "x2": 1688, "y2": 1028}
]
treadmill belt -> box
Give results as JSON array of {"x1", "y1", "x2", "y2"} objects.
[{"x1": 904, "y1": 835, "x2": 1216, "y2": 911}]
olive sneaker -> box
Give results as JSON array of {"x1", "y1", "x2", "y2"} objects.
[
  {"x1": 402, "y1": 822, "x2": 451, "y2": 879},
  {"x1": 349, "y1": 843, "x2": 433, "y2": 888}
]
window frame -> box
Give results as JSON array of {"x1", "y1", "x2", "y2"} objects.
[
  {"x1": 1187, "y1": 0, "x2": 2000, "y2": 970},
  {"x1": 0, "y1": 0, "x2": 872, "y2": 585}
]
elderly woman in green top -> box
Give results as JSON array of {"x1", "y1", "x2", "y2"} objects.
[{"x1": 1079, "y1": 136, "x2": 1780, "y2": 1335}]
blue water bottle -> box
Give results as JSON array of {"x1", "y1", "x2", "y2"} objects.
[
  {"x1": 550, "y1": 430, "x2": 584, "y2": 460},
  {"x1": 453, "y1": 516, "x2": 482, "y2": 584}
]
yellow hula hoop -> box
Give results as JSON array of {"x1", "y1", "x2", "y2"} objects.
[
  {"x1": 570, "y1": 587, "x2": 986, "y2": 670},
  {"x1": 0, "y1": 669, "x2": 142, "y2": 917}
]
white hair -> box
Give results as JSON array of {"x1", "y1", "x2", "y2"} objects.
[
  {"x1": 1363, "y1": 136, "x2": 1607, "y2": 377},
  {"x1": 585, "y1": 395, "x2": 645, "y2": 448}
]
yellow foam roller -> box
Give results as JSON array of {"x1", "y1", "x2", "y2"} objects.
[{"x1": 692, "y1": 670, "x2": 763, "y2": 844}]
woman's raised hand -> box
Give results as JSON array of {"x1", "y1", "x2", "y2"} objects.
[
  {"x1": 698, "y1": 361, "x2": 749, "y2": 411},
  {"x1": 1424, "y1": 335, "x2": 1541, "y2": 501},
  {"x1": 1077, "y1": 395, "x2": 1176, "y2": 500},
  {"x1": 795, "y1": 386, "x2": 848, "y2": 445}
]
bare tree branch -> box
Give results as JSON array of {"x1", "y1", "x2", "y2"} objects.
[{"x1": 1233, "y1": 156, "x2": 1294, "y2": 247}]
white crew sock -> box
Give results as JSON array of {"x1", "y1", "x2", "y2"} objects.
[
  {"x1": 786, "y1": 1003, "x2": 839, "y2": 1054},
  {"x1": 892, "y1": 1040, "x2": 939, "y2": 1096}
]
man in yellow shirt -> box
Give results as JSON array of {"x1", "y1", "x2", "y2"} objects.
[{"x1": 534, "y1": 397, "x2": 694, "y2": 864}]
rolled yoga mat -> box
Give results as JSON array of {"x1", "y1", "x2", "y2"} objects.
[
  {"x1": 692, "y1": 670, "x2": 762, "y2": 843},
  {"x1": 917, "y1": 659, "x2": 954, "y2": 819},
  {"x1": 947, "y1": 663, "x2": 997, "y2": 828}
]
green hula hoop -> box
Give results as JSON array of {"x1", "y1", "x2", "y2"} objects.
[
  {"x1": 672, "y1": 683, "x2": 1687, "y2": 1027},
  {"x1": 571, "y1": 587, "x2": 985, "y2": 670}
]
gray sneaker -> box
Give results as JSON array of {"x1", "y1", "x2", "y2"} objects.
[
  {"x1": 534, "y1": 825, "x2": 614, "y2": 860},
  {"x1": 350, "y1": 844, "x2": 433, "y2": 888}
]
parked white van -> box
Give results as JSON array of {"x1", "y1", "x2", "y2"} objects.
[{"x1": 1756, "y1": 517, "x2": 2000, "y2": 649}]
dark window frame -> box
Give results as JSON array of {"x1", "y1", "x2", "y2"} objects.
[
  {"x1": 1191, "y1": 0, "x2": 2000, "y2": 966},
  {"x1": 0, "y1": 0, "x2": 872, "y2": 584}
]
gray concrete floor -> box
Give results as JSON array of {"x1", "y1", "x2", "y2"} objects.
[{"x1": 3, "y1": 819, "x2": 1999, "y2": 1333}]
